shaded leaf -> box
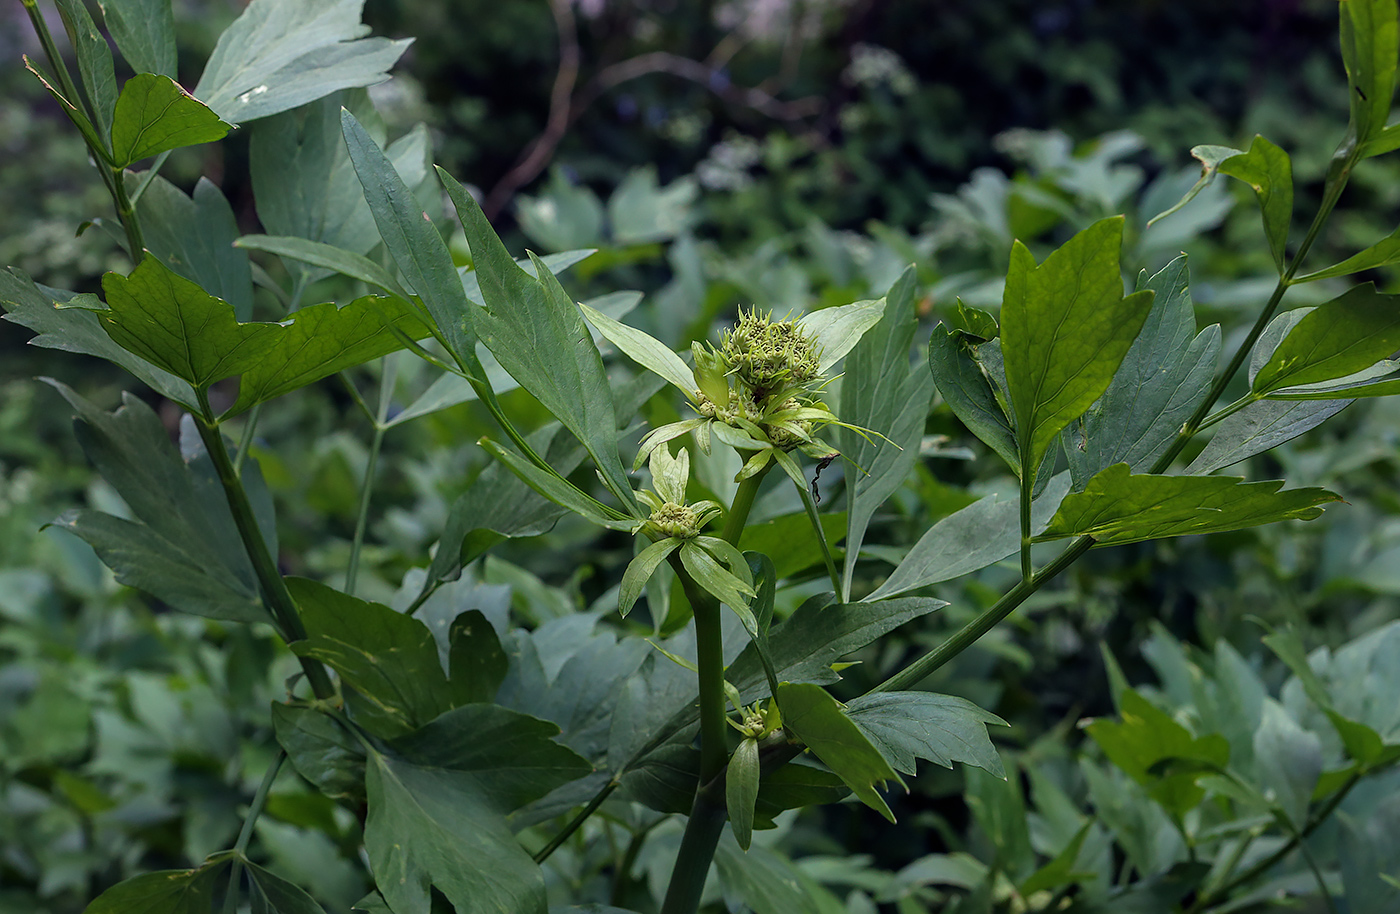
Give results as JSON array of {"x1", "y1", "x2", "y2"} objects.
[
  {"x1": 866, "y1": 473, "x2": 1071, "y2": 600},
  {"x1": 608, "y1": 166, "x2": 697, "y2": 245},
  {"x1": 135, "y1": 174, "x2": 254, "y2": 320},
  {"x1": 83, "y1": 859, "x2": 230, "y2": 914},
  {"x1": 1037, "y1": 464, "x2": 1339, "y2": 546},
  {"x1": 1252, "y1": 700, "x2": 1322, "y2": 828},
  {"x1": 98, "y1": 0, "x2": 176, "y2": 77},
  {"x1": 111, "y1": 73, "x2": 229, "y2": 167},
  {"x1": 1296, "y1": 223, "x2": 1400, "y2": 280},
  {"x1": 478, "y1": 437, "x2": 641, "y2": 532},
  {"x1": 1062, "y1": 256, "x2": 1220, "y2": 487},
  {"x1": 55, "y1": 0, "x2": 117, "y2": 140},
  {"x1": 271, "y1": 704, "x2": 366, "y2": 802},
  {"x1": 1084, "y1": 689, "x2": 1229, "y2": 815},
  {"x1": 735, "y1": 510, "x2": 846, "y2": 580},
  {"x1": 1000, "y1": 217, "x2": 1154, "y2": 479},
  {"x1": 1186, "y1": 397, "x2": 1351, "y2": 474},
  {"x1": 194, "y1": 0, "x2": 412, "y2": 123},
  {"x1": 620, "y1": 538, "x2": 682, "y2": 617},
  {"x1": 446, "y1": 610, "x2": 508, "y2": 705},
  {"x1": 1341, "y1": 0, "x2": 1400, "y2": 148},
  {"x1": 777, "y1": 682, "x2": 902, "y2": 822},
  {"x1": 929, "y1": 325, "x2": 1018, "y2": 472},
  {"x1": 246, "y1": 861, "x2": 328, "y2": 914},
  {"x1": 840, "y1": 266, "x2": 935, "y2": 598},
  {"x1": 727, "y1": 738, "x2": 761, "y2": 850},
  {"x1": 713, "y1": 837, "x2": 835, "y2": 914},
  {"x1": 234, "y1": 235, "x2": 406, "y2": 300},
  {"x1": 844, "y1": 691, "x2": 1007, "y2": 777},
  {"x1": 1, "y1": 269, "x2": 196, "y2": 406}
]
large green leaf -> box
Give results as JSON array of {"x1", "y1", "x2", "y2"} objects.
[
  {"x1": 1084, "y1": 689, "x2": 1229, "y2": 816},
  {"x1": 364, "y1": 746, "x2": 547, "y2": 914},
  {"x1": 1218, "y1": 136, "x2": 1293, "y2": 272},
  {"x1": 82, "y1": 859, "x2": 230, "y2": 914},
  {"x1": 248, "y1": 91, "x2": 431, "y2": 283},
  {"x1": 1186, "y1": 397, "x2": 1351, "y2": 474},
  {"x1": 1252, "y1": 700, "x2": 1322, "y2": 828},
  {"x1": 111, "y1": 73, "x2": 229, "y2": 167},
  {"x1": 194, "y1": 0, "x2": 412, "y2": 123},
  {"x1": 246, "y1": 861, "x2": 328, "y2": 914},
  {"x1": 271, "y1": 704, "x2": 365, "y2": 802},
  {"x1": 47, "y1": 385, "x2": 269, "y2": 624},
  {"x1": 388, "y1": 704, "x2": 592, "y2": 813},
  {"x1": 340, "y1": 110, "x2": 482, "y2": 376},
  {"x1": 0, "y1": 269, "x2": 196, "y2": 407},
  {"x1": 135, "y1": 174, "x2": 254, "y2": 320},
  {"x1": 778, "y1": 682, "x2": 901, "y2": 822},
  {"x1": 288, "y1": 578, "x2": 455, "y2": 738},
  {"x1": 55, "y1": 0, "x2": 117, "y2": 141},
  {"x1": 1252, "y1": 285, "x2": 1400, "y2": 394},
  {"x1": 439, "y1": 166, "x2": 640, "y2": 512},
  {"x1": 999, "y1": 216, "x2": 1154, "y2": 480},
  {"x1": 1062, "y1": 256, "x2": 1220, "y2": 488},
  {"x1": 864, "y1": 473, "x2": 1071, "y2": 601},
  {"x1": 1341, "y1": 0, "x2": 1400, "y2": 149},
  {"x1": 1035, "y1": 463, "x2": 1340, "y2": 546},
  {"x1": 95, "y1": 255, "x2": 427, "y2": 411},
  {"x1": 98, "y1": 0, "x2": 176, "y2": 77},
  {"x1": 839, "y1": 266, "x2": 934, "y2": 599},
  {"x1": 844, "y1": 691, "x2": 1007, "y2": 777},
  {"x1": 713, "y1": 836, "x2": 835, "y2": 914},
  {"x1": 446, "y1": 610, "x2": 508, "y2": 705}
]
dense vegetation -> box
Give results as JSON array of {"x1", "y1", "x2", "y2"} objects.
[{"x1": 3, "y1": 1, "x2": 1400, "y2": 913}]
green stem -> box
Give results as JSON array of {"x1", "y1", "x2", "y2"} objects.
[
  {"x1": 110, "y1": 163, "x2": 145, "y2": 260},
  {"x1": 722, "y1": 465, "x2": 769, "y2": 544},
  {"x1": 223, "y1": 750, "x2": 286, "y2": 914},
  {"x1": 871, "y1": 536, "x2": 1095, "y2": 693},
  {"x1": 347, "y1": 423, "x2": 386, "y2": 597},
  {"x1": 1019, "y1": 469, "x2": 1034, "y2": 580},
  {"x1": 658, "y1": 793, "x2": 728, "y2": 914},
  {"x1": 194, "y1": 398, "x2": 335, "y2": 700},
  {"x1": 533, "y1": 780, "x2": 619, "y2": 863},
  {"x1": 233, "y1": 403, "x2": 263, "y2": 478}
]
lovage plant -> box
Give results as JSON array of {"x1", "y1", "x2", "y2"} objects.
[{"x1": 6, "y1": 0, "x2": 1400, "y2": 912}]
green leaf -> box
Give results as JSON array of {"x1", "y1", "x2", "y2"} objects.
[
  {"x1": 226, "y1": 294, "x2": 431, "y2": 416},
  {"x1": 447, "y1": 610, "x2": 508, "y2": 705},
  {"x1": 736, "y1": 510, "x2": 847, "y2": 580},
  {"x1": 965, "y1": 759, "x2": 1035, "y2": 880},
  {"x1": 271, "y1": 704, "x2": 366, "y2": 802},
  {"x1": 928, "y1": 326, "x2": 1019, "y2": 472},
  {"x1": 1262, "y1": 628, "x2": 1388, "y2": 765},
  {"x1": 46, "y1": 385, "x2": 270, "y2": 623},
  {"x1": 1218, "y1": 136, "x2": 1293, "y2": 272},
  {"x1": 246, "y1": 861, "x2": 328, "y2": 914},
  {"x1": 516, "y1": 166, "x2": 605, "y2": 251},
  {"x1": 1036, "y1": 463, "x2": 1340, "y2": 546},
  {"x1": 83, "y1": 859, "x2": 230, "y2": 914},
  {"x1": 843, "y1": 691, "x2": 1007, "y2": 777},
  {"x1": 341, "y1": 111, "x2": 481, "y2": 374},
  {"x1": 1186, "y1": 397, "x2": 1351, "y2": 473},
  {"x1": 840, "y1": 266, "x2": 935, "y2": 599},
  {"x1": 1000, "y1": 216, "x2": 1154, "y2": 479},
  {"x1": 288, "y1": 578, "x2": 452, "y2": 738},
  {"x1": 620, "y1": 538, "x2": 682, "y2": 617},
  {"x1": 1253, "y1": 285, "x2": 1400, "y2": 394},
  {"x1": 579, "y1": 301, "x2": 696, "y2": 396},
  {"x1": 55, "y1": 0, "x2": 117, "y2": 141},
  {"x1": 234, "y1": 235, "x2": 408, "y2": 300},
  {"x1": 866, "y1": 473, "x2": 1071, "y2": 600},
  {"x1": 1252, "y1": 700, "x2": 1322, "y2": 828},
  {"x1": 1, "y1": 269, "x2": 196, "y2": 407},
  {"x1": 248, "y1": 91, "x2": 431, "y2": 283},
  {"x1": 388, "y1": 704, "x2": 592, "y2": 813},
  {"x1": 752, "y1": 762, "x2": 849, "y2": 827},
  {"x1": 134, "y1": 174, "x2": 254, "y2": 320},
  {"x1": 679, "y1": 539, "x2": 756, "y2": 625},
  {"x1": 478, "y1": 437, "x2": 641, "y2": 532},
  {"x1": 799, "y1": 298, "x2": 887, "y2": 374},
  {"x1": 777, "y1": 682, "x2": 902, "y2": 822},
  {"x1": 1018, "y1": 824, "x2": 1094, "y2": 896},
  {"x1": 713, "y1": 837, "x2": 835, "y2": 914},
  {"x1": 1339, "y1": 799, "x2": 1400, "y2": 914},
  {"x1": 727, "y1": 738, "x2": 761, "y2": 850},
  {"x1": 364, "y1": 745, "x2": 547, "y2": 914},
  {"x1": 1084, "y1": 689, "x2": 1230, "y2": 815},
  {"x1": 440, "y1": 166, "x2": 640, "y2": 512},
  {"x1": 24, "y1": 56, "x2": 112, "y2": 164},
  {"x1": 110, "y1": 73, "x2": 229, "y2": 167},
  {"x1": 1062, "y1": 256, "x2": 1220, "y2": 488},
  {"x1": 194, "y1": 0, "x2": 412, "y2": 123},
  {"x1": 1341, "y1": 0, "x2": 1400, "y2": 148},
  {"x1": 98, "y1": 0, "x2": 177, "y2": 77}
]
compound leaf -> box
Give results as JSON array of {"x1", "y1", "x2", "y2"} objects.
[
  {"x1": 778, "y1": 682, "x2": 901, "y2": 822},
  {"x1": 844, "y1": 691, "x2": 1007, "y2": 777}
]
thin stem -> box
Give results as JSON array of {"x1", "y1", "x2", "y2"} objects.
[
  {"x1": 128, "y1": 150, "x2": 172, "y2": 205},
  {"x1": 233, "y1": 403, "x2": 263, "y2": 477},
  {"x1": 1293, "y1": 829, "x2": 1339, "y2": 914},
  {"x1": 1196, "y1": 393, "x2": 1260, "y2": 434},
  {"x1": 346, "y1": 423, "x2": 385, "y2": 597},
  {"x1": 193, "y1": 399, "x2": 335, "y2": 700},
  {"x1": 110, "y1": 163, "x2": 145, "y2": 260},
  {"x1": 223, "y1": 750, "x2": 286, "y2": 914},
  {"x1": 22, "y1": 1, "x2": 86, "y2": 131},
  {"x1": 871, "y1": 536, "x2": 1095, "y2": 693},
  {"x1": 533, "y1": 780, "x2": 619, "y2": 864},
  {"x1": 1019, "y1": 469, "x2": 1034, "y2": 580}
]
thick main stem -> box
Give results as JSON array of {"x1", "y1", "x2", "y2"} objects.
[{"x1": 194, "y1": 408, "x2": 335, "y2": 700}]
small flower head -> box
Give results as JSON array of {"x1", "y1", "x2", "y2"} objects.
[
  {"x1": 635, "y1": 445, "x2": 721, "y2": 539},
  {"x1": 721, "y1": 308, "x2": 822, "y2": 395}
]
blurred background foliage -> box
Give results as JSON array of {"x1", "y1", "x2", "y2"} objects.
[{"x1": 4, "y1": 0, "x2": 1400, "y2": 912}]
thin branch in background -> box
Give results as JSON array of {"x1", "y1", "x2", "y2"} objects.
[{"x1": 481, "y1": 0, "x2": 825, "y2": 221}]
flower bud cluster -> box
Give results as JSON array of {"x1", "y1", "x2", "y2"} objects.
[{"x1": 720, "y1": 308, "x2": 822, "y2": 397}]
